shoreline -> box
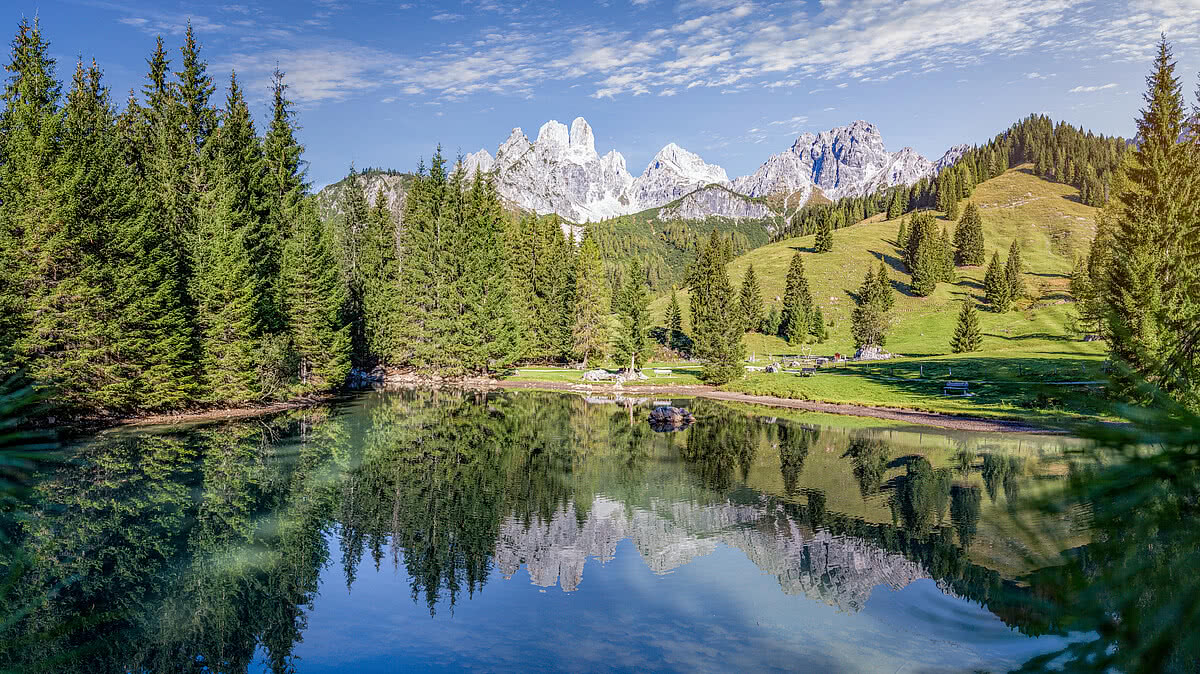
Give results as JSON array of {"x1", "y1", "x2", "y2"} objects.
[
  {"x1": 483, "y1": 379, "x2": 1067, "y2": 434},
  {"x1": 93, "y1": 394, "x2": 340, "y2": 432},
  {"x1": 72, "y1": 377, "x2": 1073, "y2": 436}
]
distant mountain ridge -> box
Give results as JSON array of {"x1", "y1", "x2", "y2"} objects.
[{"x1": 463, "y1": 117, "x2": 965, "y2": 223}]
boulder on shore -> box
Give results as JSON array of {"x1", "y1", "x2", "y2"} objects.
[
  {"x1": 854, "y1": 345, "x2": 892, "y2": 361},
  {"x1": 582, "y1": 369, "x2": 617, "y2": 382}
]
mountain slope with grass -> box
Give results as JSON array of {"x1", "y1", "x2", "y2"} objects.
[{"x1": 651, "y1": 165, "x2": 1101, "y2": 360}]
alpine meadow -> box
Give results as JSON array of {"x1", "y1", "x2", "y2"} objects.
[{"x1": 3, "y1": 3, "x2": 1200, "y2": 672}]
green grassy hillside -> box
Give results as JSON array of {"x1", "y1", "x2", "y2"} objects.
[{"x1": 651, "y1": 165, "x2": 1101, "y2": 361}]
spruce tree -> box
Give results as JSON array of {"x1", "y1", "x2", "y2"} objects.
[
  {"x1": 1005, "y1": 238, "x2": 1025, "y2": 301},
  {"x1": 876, "y1": 261, "x2": 895, "y2": 312},
  {"x1": 984, "y1": 251, "x2": 1011, "y2": 312},
  {"x1": 939, "y1": 226, "x2": 956, "y2": 283},
  {"x1": 896, "y1": 217, "x2": 909, "y2": 249},
  {"x1": 907, "y1": 213, "x2": 941, "y2": 296},
  {"x1": 282, "y1": 201, "x2": 350, "y2": 391},
  {"x1": 359, "y1": 188, "x2": 403, "y2": 365},
  {"x1": 780, "y1": 252, "x2": 814, "y2": 344},
  {"x1": 456, "y1": 171, "x2": 516, "y2": 373},
  {"x1": 954, "y1": 202, "x2": 985, "y2": 265},
  {"x1": 613, "y1": 260, "x2": 652, "y2": 372},
  {"x1": 851, "y1": 267, "x2": 890, "y2": 350},
  {"x1": 810, "y1": 305, "x2": 828, "y2": 343},
  {"x1": 814, "y1": 215, "x2": 833, "y2": 253},
  {"x1": 211, "y1": 71, "x2": 271, "y2": 327},
  {"x1": 887, "y1": 189, "x2": 905, "y2": 219},
  {"x1": 739, "y1": 264, "x2": 763, "y2": 333},
  {"x1": 689, "y1": 230, "x2": 744, "y2": 383},
  {"x1": 573, "y1": 232, "x2": 610, "y2": 367},
  {"x1": 397, "y1": 150, "x2": 447, "y2": 368},
  {"x1": 193, "y1": 172, "x2": 260, "y2": 402},
  {"x1": 950, "y1": 299, "x2": 982, "y2": 353},
  {"x1": 666, "y1": 287, "x2": 683, "y2": 334},
  {"x1": 262, "y1": 68, "x2": 307, "y2": 325},
  {"x1": 0, "y1": 17, "x2": 60, "y2": 378},
  {"x1": 1101, "y1": 36, "x2": 1200, "y2": 406},
  {"x1": 336, "y1": 165, "x2": 370, "y2": 367}
]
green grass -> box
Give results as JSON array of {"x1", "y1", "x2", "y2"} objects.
[
  {"x1": 503, "y1": 168, "x2": 1121, "y2": 429},
  {"x1": 505, "y1": 362, "x2": 705, "y2": 386},
  {"x1": 649, "y1": 165, "x2": 1102, "y2": 359}
]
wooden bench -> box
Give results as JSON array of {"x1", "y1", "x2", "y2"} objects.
[
  {"x1": 800, "y1": 367, "x2": 816, "y2": 377},
  {"x1": 944, "y1": 381, "x2": 970, "y2": 396}
]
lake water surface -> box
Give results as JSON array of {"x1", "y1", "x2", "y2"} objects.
[{"x1": 0, "y1": 390, "x2": 1094, "y2": 672}]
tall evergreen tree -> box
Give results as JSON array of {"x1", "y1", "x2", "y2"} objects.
[
  {"x1": 282, "y1": 202, "x2": 350, "y2": 390},
  {"x1": 211, "y1": 70, "x2": 271, "y2": 326},
  {"x1": 1101, "y1": 36, "x2": 1200, "y2": 406},
  {"x1": 906, "y1": 213, "x2": 942, "y2": 297},
  {"x1": 938, "y1": 226, "x2": 956, "y2": 283},
  {"x1": 193, "y1": 172, "x2": 259, "y2": 402},
  {"x1": 573, "y1": 232, "x2": 610, "y2": 368},
  {"x1": 814, "y1": 215, "x2": 833, "y2": 253},
  {"x1": 689, "y1": 230, "x2": 744, "y2": 383},
  {"x1": 262, "y1": 68, "x2": 306, "y2": 326},
  {"x1": 359, "y1": 188, "x2": 403, "y2": 365},
  {"x1": 950, "y1": 299, "x2": 982, "y2": 353},
  {"x1": 454, "y1": 171, "x2": 516, "y2": 373},
  {"x1": 780, "y1": 253, "x2": 814, "y2": 344},
  {"x1": 954, "y1": 202, "x2": 985, "y2": 265},
  {"x1": 665, "y1": 287, "x2": 686, "y2": 353},
  {"x1": 335, "y1": 165, "x2": 370, "y2": 367},
  {"x1": 888, "y1": 188, "x2": 906, "y2": 219},
  {"x1": 876, "y1": 261, "x2": 895, "y2": 312},
  {"x1": 739, "y1": 264, "x2": 763, "y2": 333},
  {"x1": 1005, "y1": 238, "x2": 1025, "y2": 300},
  {"x1": 851, "y1": 267, "x2": 890, "y2": 350},
  {"x1": 0, "y1": 17, "x2": 61, "y2": 377},
  {"x1": 896, "y1": 217, "x2": 909, "y2": 249},
  {"x1": 984, "y1": 251, "x2": 1011, "y2": 312},
  {"x1": 613, "y1": 260, "x2": 652, "y2": 371}
]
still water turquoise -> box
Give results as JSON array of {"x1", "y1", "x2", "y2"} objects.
[{"x1": 0, "y1": 390, "x2": 1089, "y2": 672}]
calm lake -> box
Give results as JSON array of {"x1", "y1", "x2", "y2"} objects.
[{"x1": 0, "y1": 389, "x2": 1095, "y2": 672}]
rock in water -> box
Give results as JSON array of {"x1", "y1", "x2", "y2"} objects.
[{"x1": 648, "y1": 406, "x2": 695, "y2": 432}]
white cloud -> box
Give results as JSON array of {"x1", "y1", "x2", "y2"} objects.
[
  {"x1": 431, "y1": 13, "x2": 464, "y2": 22},
  {"x1": 1069, "y1": 82, "x2": 1117, "y2": 92}
]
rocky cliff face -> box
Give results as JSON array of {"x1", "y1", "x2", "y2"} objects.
[
  {"x1": 732, "y1": 120, "x2": 948, "y2": 202},
  {"x1": 379, "y1": 118, "x2": 965, "y2": 225}
]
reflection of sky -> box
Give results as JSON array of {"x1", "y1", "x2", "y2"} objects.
[{"x1": 263, "y1": 534, "x2": 1078, "y2": 672}]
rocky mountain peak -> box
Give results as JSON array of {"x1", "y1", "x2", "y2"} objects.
[{"x1": 569, "y1": 117, "x2": 597, "y2": 159}]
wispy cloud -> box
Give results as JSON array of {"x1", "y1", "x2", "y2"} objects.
[{"x1": 1069, "y1": 82, "x2": 1117, "y2": 93}]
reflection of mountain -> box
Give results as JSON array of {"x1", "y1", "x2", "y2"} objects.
[{"x1": 496, "y1": 495, "x2": 926, "y2": 612}]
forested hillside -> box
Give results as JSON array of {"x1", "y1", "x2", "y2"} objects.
[{"x1": 650, "y1": 166, "x2": 1102, "y2": 357}]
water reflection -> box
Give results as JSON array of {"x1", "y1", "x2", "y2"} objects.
[{"x1": 0, "y1": 390, "x2": 1099, "y2": 672}]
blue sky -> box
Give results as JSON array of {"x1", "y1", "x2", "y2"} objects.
[{"x1": 13, "y1": 0, "x2": 1200, "y2": 188}]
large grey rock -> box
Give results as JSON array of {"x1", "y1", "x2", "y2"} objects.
[{"x1": 854, "y1": 345, "x2": 893, "y2": 360}]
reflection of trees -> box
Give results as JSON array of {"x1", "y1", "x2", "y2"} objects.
[
  {"x1": 0, "y1": 389, "x2": 1106, "y2": 673},
  {"x1": 843, "y1": 434, "x2": 891, "y2": 499},
  {"x1": 777, "y1": 423, "x2": 816, "y2": 497},
  {"x1": 981, "y1": 453, "x2": 1024, "y2": 504},
  {"x1": 950, "y1": 485, "x2": 982, "y2": 548},
  {"x1": 887, "y1": 457, "x2": 952, "y2": 533},
  {"x1": 0, "y1": 407, "x2": 347, "y2": 673},
  {"x1": 680, "y1": 405, "x2": 756, "y2": 492}
]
